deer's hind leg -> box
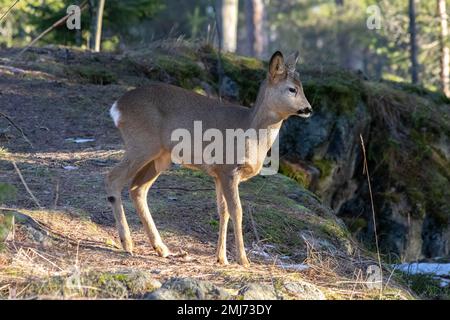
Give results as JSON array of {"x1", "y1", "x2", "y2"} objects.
[
  {"x1": 129, "y1": 152, "x2": 171, "y2": 257},
  {"x1": 106, "y1": 153, "x2": 154, "y2": 253}
]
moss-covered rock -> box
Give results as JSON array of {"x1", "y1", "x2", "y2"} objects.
[{"x1": 9, "y1": 270, "x2": 161, "y2": 299}]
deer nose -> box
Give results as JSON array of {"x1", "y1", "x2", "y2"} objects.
[{"x1": 297, "y1": 105, "x2": 312, "y2": 116}]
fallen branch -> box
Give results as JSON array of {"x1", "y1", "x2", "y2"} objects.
[
  {"x1": 0, "y1": 112, "x2": 33, "y2": 147},
  {"x1": 12, "y1": 161, "x2": 42, "y2": 209},
  {"x1": 0, "y1": 0, "x2": 19, "y2": 23},
  {"x1": 17, "y1": 0, "x2": 88, "y2": 57}
]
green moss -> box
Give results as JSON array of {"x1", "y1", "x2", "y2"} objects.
[
  {"x1": 219, "y1": 53, "x2": 266, "y2": 105},
  {"x1": 312, "y1": 158, "x2": 334, "y2": 181},
  {"x1": 66, "y1": 65, "x2": 117, "y2": 85},
  {"x1": 0, "y1": 212, "x2": 14, "y2": 246},
  {"x1": 208, "y1": 219, "x2": 219, "y2": 229},
  {"x1": 253, "y1": 207, "x2": 306, "y2": 255},
  {"x1": 302, "y1": 71, "x2": 363, "y2": 115},
  {"x1": 342, "y1": 217, "x2": 368, "y2": 233},
  {"x1": 279, "y1": 162, "x2": 310, "y2": 188},
  {"x1": 154, "y1": 54, "x2": 204, "y2": 89},
  {"x1": 317, "y1": 219, "x2": 351, "y2": 241},
  {"x1": 0, "y1": 183, "x2": 16, "y2": 203}
]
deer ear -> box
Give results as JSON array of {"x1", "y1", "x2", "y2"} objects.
[
  {"x1": 269, "y1": 51, "x2": 285, "y2": 80},
  {"x1": 285, "y1": 51, "x2": 299, "y2": 71}
]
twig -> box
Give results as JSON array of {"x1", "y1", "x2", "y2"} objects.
[
  {"x1": 53, "y1": 178, "x2": 60, "y2": 209},
  {"x1": 0, "y1": 112, "x2": 33, "y2": 147},
  {"x1": 247, "y1": 204, "x2": 260, "y2": 243},
  {"x1": 12, "y1": 161, "x2": 42, "y2": 209},
  {"x1": 359, "y1": 134, "x2": 383, "y2": 298},
  {"x1": 16, "y1": 0, "x2": 88, "y2": 57},
  {"x1": 0, "y1": 0, "x2": 19, "y2": 22}
]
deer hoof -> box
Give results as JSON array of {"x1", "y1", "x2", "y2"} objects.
[
  {"x1": 217, "y1": 257, "x2": 229, "y2": 265},
  {"x1": 238, "y1": 257, "x2": 250, "y2": 267},
  {"x1": 121, "y1": 239, "x2": 134, "y2": 255},
  {"x1": 154, "y1": 244, "x2": 170, "y2": 258}
]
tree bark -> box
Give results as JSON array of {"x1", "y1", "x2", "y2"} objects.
[
  {"x1": 217, "y1": 0, "x2": 239, "y2": 53},
  {"x1": 438, "y1": 0, "x2": 450, "y2": 97},
  {"x1": 94, "y1": 0, "x2": 106, "y2": 52},
  {"x1": 409, "y1": 0, "x2": 419, "y2": 84},
  {"x1": 244, "y1": 0, "x2": 264, "y2": 58}
]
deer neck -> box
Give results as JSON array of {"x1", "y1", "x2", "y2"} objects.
[
  {"x1": 248, "y1": 81, "x2": 284, "y2": 154},
  {"x1": 250, "y1": 81, "x2": 283, "y2": 131}
]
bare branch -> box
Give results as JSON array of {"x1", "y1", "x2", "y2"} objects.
[
  {"x1": 12, "y1": 161, "x2": 42, "y2": 209},
  {"x1": 0, "y1": 112, "x2": 33, "y2": 148},
  {"x1": 0, "y1": 0, "x2": 20, "y2": 23}
]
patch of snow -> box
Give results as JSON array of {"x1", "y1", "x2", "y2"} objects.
[
  {"x1": 65, "y1": 138, "x2": 95, "y2": 143},
  {"x1": 394, "y1": 263, "x2": 450, "y2": 276},
  {"x1": 249, "y1": 243, "x2": 309, "y2": 272},
  {"x1": 439, "y1": 278, "x2": 450, "y2": 288},
  {"x1": 278, "y1": 263, "x2": 309, "y2": 272},
  {"x1": 63, "y1": 165, "x2": 78, "y2": 171},
  {"x1": 249, "y1": 246, "x2": 271, "y2": 259},
  {"x1": 393, "y1": 263, "x2": 450, "y2": 288}
]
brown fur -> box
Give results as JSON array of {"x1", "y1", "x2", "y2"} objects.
[{"x1": 105, "y1": 51, "x2": 312, "y2": 266}]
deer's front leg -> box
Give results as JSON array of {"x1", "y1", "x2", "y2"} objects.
[
  {"x1": 215, "y1": 178, "x2": 229, "y2": 265},
  {"x1": 220, "y1": 175, "x2": 250, "y2": 267}
]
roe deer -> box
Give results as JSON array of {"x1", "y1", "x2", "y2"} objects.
[{"x1": 106, "y1": 51, "x2": 312, "y2": 266}]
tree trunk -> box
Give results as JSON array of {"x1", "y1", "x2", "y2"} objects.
[
  {"x1": 244, "y1": 0, "x2": 264, "y2": 58},
  {"x1": 438, "y1": 0, "x2": 450, "y2": 97},
  {"x1": 409, "y1": 0, "x2": 419, "y2": 84},
  {"x1": 94, "y1": 0, "x2": 106, "y2": 52},
  {"x1": 217, "y1": 0, "x2": 239, "y2": 53},
  {"x1": 88, "y1": 0, "x2": 96, "y2": 49},
  {"x1": 335, "y1": 0, "x2": 351, "y2": 69},
  {"x1": 75, "y1": 0, "x2": 83, "y2": 46}
]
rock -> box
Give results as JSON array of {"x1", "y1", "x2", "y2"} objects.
[
  {"x1": 122, "y1": 270, "x2": 162, "y2": 295},
  {"x1": 280, "y1": 74, "x2": 450, "y2": 260},
  {"x1": 220, "y1": 76, "x2": 239, "y2": 100},
  {"x1": 147, "y1": 288, "x2": 181, "y2": 300},
  {"x1": 238, "y1": 283, "x2": 277, "y2": 300},
  {"x1": 146, "y1": 277, "x2": 230, "y2": 300},
  {"x1": 283, "y1": 281, "x2": 326, "y2": 300}
]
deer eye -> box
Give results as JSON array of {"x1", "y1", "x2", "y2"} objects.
[{"x1": 289, "y1": 87, "x2": 297, "y2": 94}]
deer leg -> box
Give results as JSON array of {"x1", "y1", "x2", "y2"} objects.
[
  {"x1": 130, "y1": 155, "x2": 171, "y2": 257},
  {"x1": 219, "y1": 175, "x2": 250, "y2": 267},
  {"x1": 105, "y1": 154, "x2": 156, "y2": 254},
  {"x1": 214, "y1": 178, "x2": 230, "y2": 265}
]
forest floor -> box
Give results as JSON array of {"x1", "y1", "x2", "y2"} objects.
[{"x1": 0, "y1": 46, "x2": 414, "y2": 300}]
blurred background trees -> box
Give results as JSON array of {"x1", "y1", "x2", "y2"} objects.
[{"x1": 0, "y1": 0, "x2": 449, "y2": 94}]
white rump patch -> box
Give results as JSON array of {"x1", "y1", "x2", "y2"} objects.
[{"x1": 110, "y1": 101, "x2": 121, "y2": 127}]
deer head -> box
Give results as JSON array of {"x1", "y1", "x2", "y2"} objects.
[{"x1": 263, "y1": 51, "x2": 312, "y2": 120}]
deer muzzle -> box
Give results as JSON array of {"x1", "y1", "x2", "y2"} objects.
[{"x1": 297, "y1": 106, "x2": 313, "y2": 118}]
